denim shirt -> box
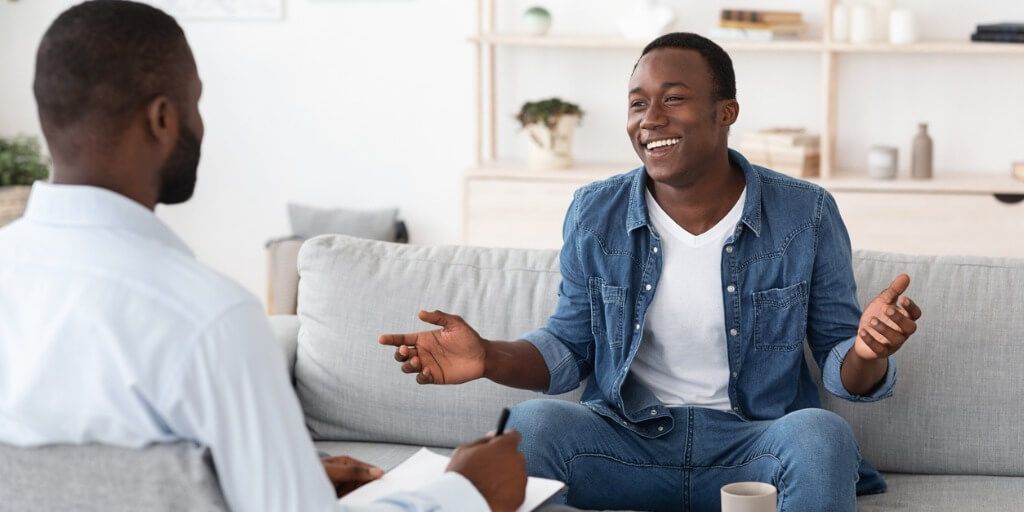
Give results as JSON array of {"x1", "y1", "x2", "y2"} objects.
[{"x1": 523, "y1": 149, "x2": 897, "y2": 439}]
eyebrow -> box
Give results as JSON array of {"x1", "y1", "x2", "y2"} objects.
[{"x1": 629, "y1": 81, "x2": 692, "y2": 95}]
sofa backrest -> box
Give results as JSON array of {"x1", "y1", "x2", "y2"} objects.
[
  {"x1": 0, "y1": 442, "x2": 226, "y2": 511},
  {"x1": 818, "y1": 251, "x2": 1024, "y2": 476},
  {"x1": 296, "y1": 235, "x2": 583, "y2": 448},
  {"x1": 298, "y1": 236, "x2": 1024, "y2": 476}
]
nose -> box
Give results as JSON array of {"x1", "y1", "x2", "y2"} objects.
[{"x1": 640, "y1": 101, "x2": 667, "y2": 131}]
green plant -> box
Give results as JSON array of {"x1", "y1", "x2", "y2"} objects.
[
  {"x1": 516, "y1": 98, "x2": 584, "y2": 130},
  {"x1": 0, "y1": 135, "x2": 49, "y2": 187}
]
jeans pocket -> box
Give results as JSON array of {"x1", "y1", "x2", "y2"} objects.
[
  {"x1": 753, "y1": 281, "x2": 808, "y2": 351},
  {"x1": 588, "y1": 277, "x2": 627, "y2": 348}
]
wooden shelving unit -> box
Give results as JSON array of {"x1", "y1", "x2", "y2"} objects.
[{"x1": 465, "y1": 0, "x2": 1024, "y2": 256}]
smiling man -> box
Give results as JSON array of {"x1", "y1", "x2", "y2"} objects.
[{"x1": 380, "y1": 33, "x2": 922, "y2": 511}]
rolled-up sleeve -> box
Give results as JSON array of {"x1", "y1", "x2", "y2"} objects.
[
  {"x1": 807, "y1": 191, "x2": 897, "y2": 403},
  {"x1": 522, "y1": 192, "x2": 595, "y2": 395}
]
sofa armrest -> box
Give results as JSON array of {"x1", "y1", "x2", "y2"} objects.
[{"x1": 268, "y1": 314, "x2": 300, "y2": 381}]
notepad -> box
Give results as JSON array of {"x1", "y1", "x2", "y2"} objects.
[{"x1": 338, "y1": 448, "x2": 565, "y2": 511}]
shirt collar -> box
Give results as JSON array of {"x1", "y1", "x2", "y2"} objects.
[
  {"x1": 626, "y1": 148, "x2": 763, "y2": 237},
  {"x1": 22, "y1": 182, "x2": 194, "y2": 257}
]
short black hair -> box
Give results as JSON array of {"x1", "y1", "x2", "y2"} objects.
[
  {"x1": 637, "y1": 32, "x2": 736, "y2": 101},
  {"x1": 34, "y1": 0, "x2": 192, "y2": 148}
]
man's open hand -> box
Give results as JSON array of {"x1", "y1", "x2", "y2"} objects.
[
  {"x1": 854, "y1": 274, "x2": 922, "y2": 361},
  {"x1": 378, "y1": 310, "x2": 487, "y2": 385}
]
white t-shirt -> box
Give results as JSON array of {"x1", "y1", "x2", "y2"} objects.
[
  {"x1": 629, "y1": 186, "x2": 746, "y2": 411},
  {"x1": 0, "y1": 183, "x2": 487, "y2": 512}
]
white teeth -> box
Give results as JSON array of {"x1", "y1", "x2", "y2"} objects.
[{"x1": 645, "y1": 138, "x2": 680, "y2": 150}]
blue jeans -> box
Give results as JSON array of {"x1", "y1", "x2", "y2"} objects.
[{"x1": 509, "y1": 400, "x2": 862, "y2": 512}]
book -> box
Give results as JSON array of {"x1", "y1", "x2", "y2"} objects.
[
  {"x1": 710, "y1": 27, "x2": 803, "y2": 42},
  {"x1": 734, "y1": 128, "x2": 819, "y2": 147},
  {"x1": 719, "y1": 20, "x2": 806, "y2": 32},
  {"x1": 975, "y1": 22, "x2": 1024, "y2": 35},
  {"x1": 721, "y1": 9, "x2": 803, "y2": 24},
  {"x1": 338, "y1": 448, "x2": 565, "y2": 511},
  {"x1": 971, "y1": 32, "x2": 1024, "y2": 43}
]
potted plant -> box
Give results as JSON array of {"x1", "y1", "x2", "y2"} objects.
[
  {"x1": 0, "y1": 135, "x2": 49, "y2": 226},
  {"x1": 517, "y1": 98, "x2": 583, "y2": 170}
]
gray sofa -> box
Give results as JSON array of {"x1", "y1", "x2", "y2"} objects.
[{"x1": 3, "y1": 235, "x2": 1023, "y2": 511}]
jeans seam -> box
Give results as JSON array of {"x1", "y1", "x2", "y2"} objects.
[{"x1": 563, "y1": 452, "x2": 682, "y2": 470}]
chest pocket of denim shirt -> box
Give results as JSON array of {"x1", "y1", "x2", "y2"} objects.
[
  {"x1": 588, "y1": 277, "x2": 627, "y2": 348},
  {"x1": 753, "y1": 281, "x2": 809, "y2": 351}
]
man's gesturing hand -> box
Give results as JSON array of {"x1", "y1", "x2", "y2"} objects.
[
  {"x1": 378, "y1": 310, "x2": 487, "y2": 385},
  {"x1": 854, "y1": 274, "x2": 923, "y2": 361}
]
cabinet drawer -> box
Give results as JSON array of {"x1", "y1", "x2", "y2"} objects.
[
  {"x1": 832, "y1": 191, "x2": 1024, "y2": 258},
  {"x1": 464, "y1": 178, "x2": 579, "y2": 249}
]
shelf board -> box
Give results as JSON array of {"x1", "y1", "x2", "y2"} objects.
[
  {"x1": 470, "y1": 34, "x2": 1024, "y2": 55},
  {"x1": 467, "y1": 161, "x2": 637, "y2": 182},
  {"x1": 829, "y1": 40, "x2": 1024, "y2": 55},
  {"x1": 812, "y1": 172, "x2": 1024, "y2": 195},
  {"x1": 469, "y1": 34, "x2": 824, "y2": 52},
  {"x1": 469, "y1": 161, "x2": 1024, "y2": 195}
]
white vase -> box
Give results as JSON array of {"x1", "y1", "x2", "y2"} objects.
[
  {"x1": 889, "y1": 9, "x2": 917, "y2": 45},
  {"x1": 832, "y1": 3, "x2": 851, "y2": 42},
  {"x1": 868, "y1": 0, "x2": 893, "y2": 42},
  {"x1": 617, "y1": 0, "x2": 676, "y2": 41},
  {"x1": 850, "y1": 3, "x2": 876, "y2": 44},
  {"x1": 525, "y1": 115, "x2": 580, "y2": 170}
]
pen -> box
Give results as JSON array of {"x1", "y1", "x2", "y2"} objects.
[{"x1": 495, "y1": 407, "x2": 511, "y2": 436}]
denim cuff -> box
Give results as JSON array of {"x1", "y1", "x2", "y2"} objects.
[
  {"x1": 521, "y1": 328, "x2": 583, "y2": 395},
  {"x1": 823, "y1": 336, "x2": 897, "y2": 402}
]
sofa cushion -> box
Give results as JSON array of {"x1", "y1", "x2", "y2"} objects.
[
  {"x1": 0, "y1": 442, "x2": 225, "y2": 512},
  {"x1": 821, "y1": 251, "x2": 1024, "y2": 476},
  {"x1": 296, "y1": 235, "x2": 583, "y2": 448},
  {"x1": 857, "y1": 473, "x2": 1024, "y2": 511}
]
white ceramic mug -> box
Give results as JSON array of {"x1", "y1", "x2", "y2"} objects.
[{"x1": 721, "y1": 482, "x2": 777, "y2": 512}]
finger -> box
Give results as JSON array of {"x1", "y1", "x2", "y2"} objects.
[
  {"x1": 401, "y1": 356, "x2": 422, "y2": 374},
  {"x1": 417, "y1": 309, "x2": 454, "y2": 328},
  {"x1": 323, "y1": 461, "x2": 384, "y2": 483},
  {"x1": 878, "y1": 274, "x2": 911, "y2": 305},
  {"x1": 858, "y1": 329, "x2": 889, "y2": 356},
  {"x1": 393, "y1": 345, "x2": 414, "y2": 363},
  {"x1": 493, "y1": 430, "x2": 522, "y2": 448},
  {"x1": 379, "y1": 333, "x2": 418, "y2": 348},
  {"x1": 416, "y1": 367, "x2": 433, "y2": 385},
  {"x1": 867, "y1": 317, "x2": 906, "y2": 346},
  {"x1": 884, "y1": 306, "x2": 917, "y2": 336},
  {"x1": 901, "y1": 296, "x2": 922, "y2": 321}
]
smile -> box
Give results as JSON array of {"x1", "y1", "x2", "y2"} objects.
[{"x1": 645, "y1": 138, "x2": 680, "y2": 150}]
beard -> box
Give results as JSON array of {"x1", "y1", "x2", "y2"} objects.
[{"x1": 157, "y1": 123, "x2": 201, "y2": 205}]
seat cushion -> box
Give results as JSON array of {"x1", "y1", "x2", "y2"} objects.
[
  {"x1": 857, "y1": 473, "x2": 1024, "y2": 511},
  {"x1": 0, "y1": 442, "x2": 225, "y2": 512},
  {"x1": 296, "y1": 235, "x2": 582, "y2": 448}
]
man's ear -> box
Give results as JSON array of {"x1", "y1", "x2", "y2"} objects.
[
  {"x1": 720, "y1": 99, "x2": 739, "y2": 128},
  {"x1": 144, "y1": 95, "x2": 179, "y2": 151}
]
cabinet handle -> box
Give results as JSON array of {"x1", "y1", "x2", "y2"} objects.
[{"x1": 994, "y1": 194, "x2": 1024, "y2": 205}]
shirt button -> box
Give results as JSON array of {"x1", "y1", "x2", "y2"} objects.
[
  {"x1": 653, "y1": 246, "x2": 659, "y2": 253},
  {"x1": 734, "y1": 406, "x2": 741, "y2": 412},
  {"x1": 726, "y1": 284, "x2": 736, "y2": 293},
  {"x1": 732, "y1": 372, "x2": 738, "y2": 379},
  {"x1": 725, "y1": 246, "x2": 734, "y2": 253},
  {"x1": 650, "y1": 409, "x2": 657, "y2": 415},
  {"x1": 729, "y1": 328, "x2": 739, "y2": 337},
  {"x1": 645, "y1": 284, "x2": 652, "y2": 291},
  {"x1": 657, "y1": 426, "x2": 665, "y2": 432},
  {"x1": 635, "y1": 323, "x2": 641, "y2": 331}
]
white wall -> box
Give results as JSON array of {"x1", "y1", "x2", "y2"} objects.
[{"x1": 2, "y1": 0, "x2": 1023, "y2": 300}]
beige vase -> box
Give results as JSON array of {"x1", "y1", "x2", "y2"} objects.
[
  {"x1": 0, "y1": 185, "x2": 32, "y2": 227},
  {"x1": 525, "y1": 115, "x2": 580, "y2": 170}
]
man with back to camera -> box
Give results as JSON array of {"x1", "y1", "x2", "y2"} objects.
[
  {"x1": 380, "y1": 33, "x2": 922, "y2": 511},
  {"x1": 0, "y1": 1, "x2": 527, "y2": 510}
]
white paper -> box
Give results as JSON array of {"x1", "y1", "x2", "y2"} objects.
[{"x1": 339, "y1": 448, "x2": 564, "y2": 512}]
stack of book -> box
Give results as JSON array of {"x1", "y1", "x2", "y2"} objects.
[
  {"x1": 971, "y1": 23, "x2": 1024, "y2": 44},
  {"x1": 711, "y1": 9, "x2": 806, "y2": 41},
  {"x1": 733, "y1": 128, "x2": 820, "y2": 178}
]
